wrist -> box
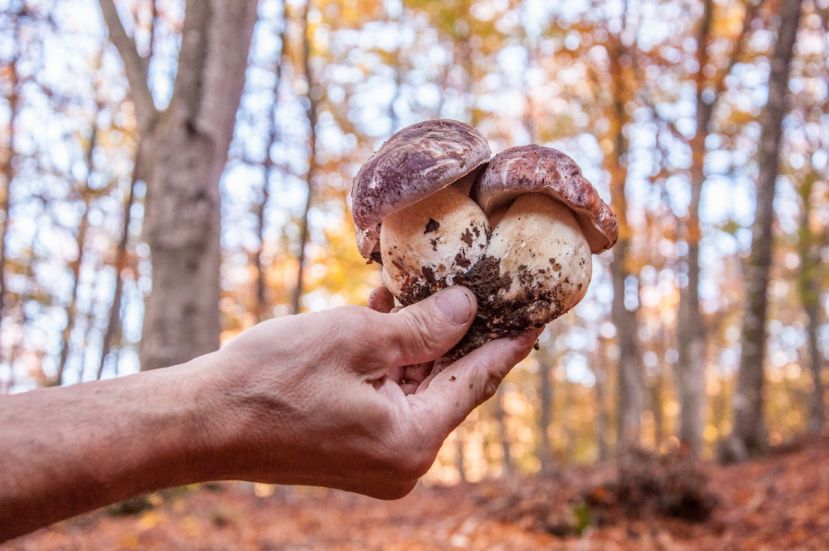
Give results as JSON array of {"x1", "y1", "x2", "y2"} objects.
[
  {"x1": 177, "y1": 350, "x2": 243, "y2": 481},
  {"x1": 185, "y1": 347, "x2": 295, "y2": 483}
]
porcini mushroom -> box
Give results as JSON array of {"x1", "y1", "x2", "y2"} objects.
[
  {"x1": 466, "y1": 145, "x2": 618, "y2": 348},
  {"x1": 351, "y1": 119, "x2": 491, "y2": 303},
  {"x1": 351, "y1": 123, "x2": 618, "y2": 357}
]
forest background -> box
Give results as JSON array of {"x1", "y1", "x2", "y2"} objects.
[{"x1": 1, "y1": 0, "x2": 827, "y2": 487}]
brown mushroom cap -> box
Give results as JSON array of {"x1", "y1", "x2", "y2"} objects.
[
  {"x1": 472, "y1": 145, "x2": 618, "y2": 254},
  {"x1": 351, "y1": 119, "x2": 491, "y2": 260}
]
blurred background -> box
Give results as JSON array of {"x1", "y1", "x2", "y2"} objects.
[{"x1": 1, "y1": 0, "x2": 827, "y2": 502}]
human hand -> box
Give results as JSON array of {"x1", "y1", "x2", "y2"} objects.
[{"x1": 201, "y1": 286, "x2": 540, "y2": 499}]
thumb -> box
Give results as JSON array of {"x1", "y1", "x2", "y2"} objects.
[{"x1": 381, "y1": 286, "x2": 476, "y2": 367}]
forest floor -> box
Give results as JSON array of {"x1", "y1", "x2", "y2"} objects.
[{"x1": 7, "y1": 435, "x2": 829, "y2": 551}]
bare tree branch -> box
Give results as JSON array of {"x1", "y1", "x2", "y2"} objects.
[{"x1": 97, "y1": 0, "x2": 157, "y2": 131}]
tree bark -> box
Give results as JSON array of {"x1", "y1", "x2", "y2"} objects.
[
  {"x1": 804, "y1": 301, "x2": 825, "y2": 434},
  {"x1": 675, "y1": 0, "x2": 714, "y2": 457},
  {"x1": 291, "y1": 0, "x2": 318, "y2": 314},
  {"x1": 96, "y1": 146, "x2": 142, "y2": 380},
  {"x1": 387, "y1": 7, "x2": 404, "y2": 134},
  {"x1": 253, "y1": 1, "x2": 287, "y2": 322},
  {"x1": 454, "y1": 428, "x2": 468, "y2": 483},
  {"x1": 55, "y1": 112, "x2": 100, "y2": 386},
  {"x1": 55, "y1": 188, "x2": 92, "y2": 385},
  {"x1": 676, "y1": 0, "x2": 758, "y2": 457},
  {"x1": 605, "y1": 31, "x2": 642, "y2": 450},
  {"x1": 650, "y1": 360, "x2": 665, "y2": 449},
  {"x1": 76, "y1": 272, "x2": 102, "y2": 382},
  {"x1": 100, "y1": 1, "x2": 258, "y2": 370},
  {"x1": 537, "y1": 357, "x2": 554, "y2": 473},
  {"x1": 727, "y1": 0, "x2": 802, "y2": 460},
  {"x1": 493, "y1": 386, "x2": 513, "y2": 475},
  {"x1": 3, "y1": 217, "x2": 41, "y2": 392},
  {"x1": 797, "y1": 176, "x2": 825, "y2": 434},
  {"x1": 131, "y1": 2, "x2": 257, "y2": 370},
  {"x1": 0, "y1": 5, "x2": 23, "y2": 336},
  {"x1": 595, "y1": 339, "x2": 610, "y2": 461},
  {"x1": 610, "y1": 239, "x2": 642, "y2": 451}
]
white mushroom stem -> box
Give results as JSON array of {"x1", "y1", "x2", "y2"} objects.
[
  {"x1": 380, "y1": 185, "x2": 490, "y2": 298},
  {"x1": 487, "y1": 193, "x2": 592, "y2": 319}
]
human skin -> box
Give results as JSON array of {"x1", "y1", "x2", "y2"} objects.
[{"x1": 0, "y1": 286, "x2": 540, "y2": 541}]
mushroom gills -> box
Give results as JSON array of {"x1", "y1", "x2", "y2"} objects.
[
  {"x1": 486, "y1": 193, "x2": 592, "y2": 324},
  {"x1": 380, "y1": 185, "x2": 490, "y2": 303}
]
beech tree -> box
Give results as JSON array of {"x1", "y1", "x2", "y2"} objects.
[
  {"x1": 674, "y1": 0, "x2": 758, "y2": 456},
  {"x1": 98, "y1": 0, "x2": 259, "y2": 370},
  {"x1": 726, "y1": 0, "x2": 803, "y2": 460}
]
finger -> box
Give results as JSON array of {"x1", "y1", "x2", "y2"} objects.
[
  {"x1": 402, "y1": 362, "x2": 432, "y2": 385},
  {"x1": 388, "y1": 364, "x2": 404, "y2": 384},
  {"x1": 398, "y1": 362, "x2": 433, "y2": 395},
  {"x1": 369, "y1": 287, "x2": 395, "y2": 313},
  {"x1": 377, "y1": 286, "x2": 476, "y2": 367},
  {"x1": 410, "y1": 328, "x2": 541, "y2": 437},
  {"x1": 400, "y1": 381, "x2": 420, "y2": 395}
]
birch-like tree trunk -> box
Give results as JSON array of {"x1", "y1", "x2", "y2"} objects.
[
  {"x1": 676, "y1": 0, "x2": 757, "y2": 456},
  {"x1": 291, "y1": 0, "x2": 319, "y2": 314},
  {"x1": 797, "y1": 175, "x2": 825, "y2": 434},
  {"x1": 726, "y1": 0, "x2": 803, "y2": 460},
  {"x1": 604, "y1": 31, "x2": 642, "y2": 450},
  {"x1": 537, "y1": 356, "x2": 554, "y2": 473},
  {"x1": 454, "y1": 429, "x2": 468, "y2": 483},
  {"x1": 55, "y1": 98, "x2": 103, "y2": 385},
  {"x1": 96, "y1": 148, "x2": 141, "y2": 380},
  {"x1": 493, "y1": 387, "x2": 513, "y2": 475},
  {"x1": 595, "y1": 337, "x2": 611, "y2": 461},
  {"x1": 253, "y1": 0, "x2": 287, "y2": 322},
  {"x1": 99, "y1": 0, "x2": 259, "y2": 370},
  {"x1": 0, "y1": 5, "x2": 23, "y2": 335}
]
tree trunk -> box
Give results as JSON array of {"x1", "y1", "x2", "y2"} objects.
[
  {"x1": 76, "y1": 272, "x2": 102, "y2": 382},
  {"x1": 387, "y1": 7, "x2": 404, "y2": 134},
  {"x1": 55, "y1": 191, "x2": 92, "y2": 385},
  {"x1": 3, "y1": 220, "x2": 41, "y2": 392},
  {"x1": 561, "y1": 371, "x2": 576, "y2": 462},
  {"x1": 537, "y1": 357, "x2": 554, "y2": 473},
  {"x1": 650, "y1": 359, "x2": 665, "y2": 449},
  {"x1": 727, "y1": 0, "x2": 802, "y2": 460},
  {"x1": 96, "y1": 147, "x2": 142, "y2": 380},
  {"x1": 455, "y1": 427, "x2": 468, "y2": 483},
  {"x1": 804, "y1": 302, "x2": 825, "y2": 434},
  {"x1": 493, "y1": 386, "x2": 513, "y2": 475},
  {"x1": 676, "y1": 0, "x2": 713, "y2": 456},
  {"x1": 100, "y1": 0, "x2": 258, "y2": 370},
  {"x1": 604, "y1": 32, "x2": 642, "y2": 451},
  {"x1": 253, "y1": 1, "x2": 287, "y2": 322},
  {"x1": 594, "y1": 347, "x2": 610, "y2": 461},
  {"x1": 291, "y1": 0, "x2": 319, "y2": 314},
  {"x1": 676, "y1": 0, "x2": 756, "y2": 457},
  {"x1": 55, "y1": 115, "x2": 100, "y2": 385},
  {"x1": 0, "y1": 6, "x2": 22, "y2": 335},
  {"x1": 797, "y1": 176, "x2": 825, "y2": 434},
  {"x1": 137, "y1": 2, "x2": 258, "y2": 370}
]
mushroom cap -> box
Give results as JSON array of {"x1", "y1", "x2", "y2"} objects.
[
  {"x1": 472, "y1": 145, "x2": 618, "y2": 254},
  {"x1": 351, "y1": 119, "x2": 491, "y2": 260}
]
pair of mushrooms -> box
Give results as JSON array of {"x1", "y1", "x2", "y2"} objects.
[{"x1": 351, "y1": 120, "x2": 618, "y2": 355}]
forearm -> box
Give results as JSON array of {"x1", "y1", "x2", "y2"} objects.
[{"x1": 0, "y1": 355, "x2": 221, "y2": 541}]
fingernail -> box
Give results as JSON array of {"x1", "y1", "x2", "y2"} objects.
[{"x1": 435, "y1": 287, "x2": 473, "y2": 325}]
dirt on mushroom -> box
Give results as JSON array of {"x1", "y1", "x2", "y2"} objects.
[{"x1": 395, "y1": 254, "x2": 560, "y2": 358}]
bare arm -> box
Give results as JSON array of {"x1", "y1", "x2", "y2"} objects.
[
  {"x1": 0, "y1": 287, "x2": 539, "y2": 542},
  {"x1": 0, "y1": 359, "x2": 218, "y2": 538}
]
